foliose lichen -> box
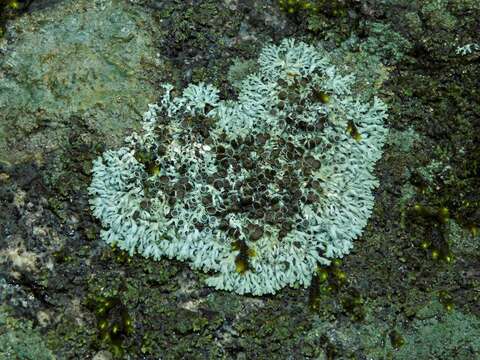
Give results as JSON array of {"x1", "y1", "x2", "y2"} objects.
[{"x1": 88, "y1": 39, "x2": 388, "y2": 295}]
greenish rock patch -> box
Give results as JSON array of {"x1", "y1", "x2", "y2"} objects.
[{"x1": 0, "y1": 0, "x2": 159, "y2": 163}]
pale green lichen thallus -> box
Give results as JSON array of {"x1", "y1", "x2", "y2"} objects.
[{"x1": 89, "y1": 39, "x2": 388, "y2": 295}]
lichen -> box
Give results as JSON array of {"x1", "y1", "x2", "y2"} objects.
[{"x1": 89, "y1": 38, "x2": 388, "y2": 295}]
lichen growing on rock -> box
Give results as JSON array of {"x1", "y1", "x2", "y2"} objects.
[{"x1": 89, "y1": 38, "x2": 388, "y2": 295}]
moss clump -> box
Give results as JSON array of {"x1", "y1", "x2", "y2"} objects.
[
  {"x1": 408, "y1": 204, "x2": 454, "y2": 264},
  {"x1": 278, "y1": 0, "x2": 350, "y2": 17},
  {"x1": 85, "y1": 289, "x2": 134, "y2": 358},
  {"x1": 389, "y1": 329, "x2": 405, "y2": 349},
  {"x1": 308, "y1": 261, "x2": 365, "y2": 321},
  {"x1": 277, "y1": 0, "x2": 361, "y2": 42}
]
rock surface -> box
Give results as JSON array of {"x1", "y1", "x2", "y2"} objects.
[
  {"x1": 0, "y1": 0, "x2": 479, "y2": 359},
  {"x1": 0, "y1": 0, "x2": 159, "y2": 163}
]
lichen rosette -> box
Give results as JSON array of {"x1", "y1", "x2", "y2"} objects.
[{"x1": 89, "y1": 39, "x2": 388, "y2": 295}]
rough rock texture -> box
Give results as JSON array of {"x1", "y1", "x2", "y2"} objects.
[{"x1": 0, "y1": 0, "x2": 479, "y2": 359}]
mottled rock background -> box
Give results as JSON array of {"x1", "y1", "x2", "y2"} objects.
[{"x1": 0, "y1": 0, "x2": 479, "y2": 359}]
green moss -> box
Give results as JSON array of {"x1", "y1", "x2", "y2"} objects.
[
  {"x1": 275, "y1": 0, "x2": 363, "y2": 44},
  {"x1": 278, "y1": 0, "x2": 350, "y2": 17},
  {"x1": 389, "y1": 329, "x2": 405, "y2": 349},
  {"x1": 308, "y1": 262, "x2": 366, "y2": 322},
  {"x1": 136, "y1": 296, "x2": 224, "y2": 359},
  {"x1": 86, "y1": 293, "x2": 134, "y2": 358}
]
